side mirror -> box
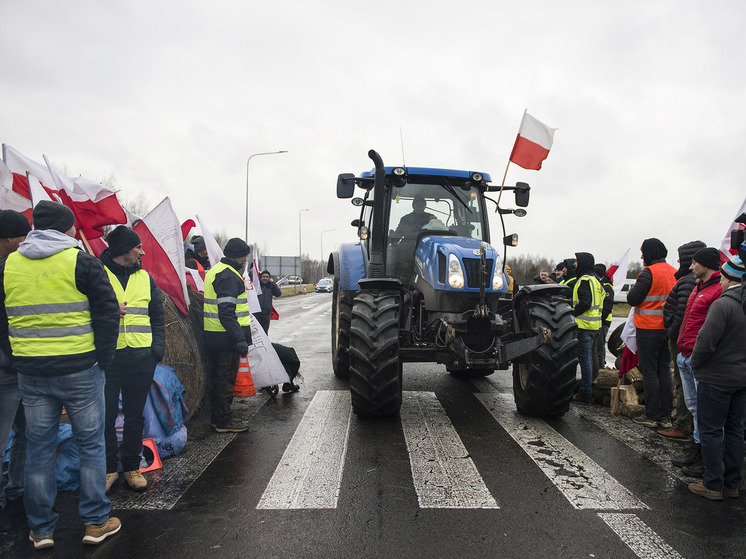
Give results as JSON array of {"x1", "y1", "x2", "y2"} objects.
[
  {"x1": 337, "y1": 173, "x2": 356, "y2": 199},
  {"x1": 351, "y1": 219, "x2": 360, "y2": 227},
  {"x1": 514, "y1": 182, "x2": 530, "y2": 207}
]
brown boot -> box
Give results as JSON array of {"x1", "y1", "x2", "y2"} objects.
[
  {"x1": 123, "y1": 470, "x2": 147, "y2": 492},
  {"x1": 105, "y1": 472, "x2": 119, "y2": 493}
]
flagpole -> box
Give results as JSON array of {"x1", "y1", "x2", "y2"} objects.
[{"x1": 77, "y1": 228, "x2": 94, "y2": 255}]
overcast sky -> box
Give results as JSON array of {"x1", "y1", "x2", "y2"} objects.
[{"x1": 2, "y1": 0, "x2": 744, "y2": 270}]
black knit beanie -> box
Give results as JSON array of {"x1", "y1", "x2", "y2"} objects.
[
  {"x1": 0, "y1": 210, "x2": 31, "y2": 238},
  {"x1": 224, "y1": 238, "x2": 251, "y2": 258},
  {"x1": 692, "y1": 247, "x2": 721, "y2": 271},
  {"x1": 32, "y1": 201, "x2": 75, "y2": 233},
  {"x1": 107, "y1": 226, "x2": 141, "y2": 257}
]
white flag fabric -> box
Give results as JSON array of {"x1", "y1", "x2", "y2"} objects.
[
  {"x1": 252, "y1": 243, "x2": 262, "y2": 296},
  {"x1": 246, "y1": 317, "x2": 290, "y2": 388},
  {"x1": 719, "y1": 196, "x2": 746, "y2": 259},
  {"x1": 195, "y1": 214, "x2": 223, "y2": 269},
  {"x1": 27, "y1": 174, "x2": 55, "y2": 207},
  {"x1": 608, "y1": 249, "x2": 630, "y2": 297},
  {"x1": 3, "y1": 144, "x2": 54, "y2": 187},
  {"x1": 620, "y1": 308, "x2": 637, "y2": 355},
  {"x1": 185, "y1": 267, "x2": 204, "y2": 292}
]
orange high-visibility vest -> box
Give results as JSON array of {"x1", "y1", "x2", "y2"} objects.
[{"x1": 633, "y1": 261, "x2": 677, "y2": 329}]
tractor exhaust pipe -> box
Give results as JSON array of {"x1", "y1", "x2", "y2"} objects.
[{"x1": 367, "y1": 149, "x2": 386, "y2": 278}]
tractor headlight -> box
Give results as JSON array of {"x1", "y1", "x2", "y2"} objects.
[
  {"x1": 360, "y1": 226, "x2": 369, "y2": 240},
  {"x1": 492, "y1": 262, "x2": 504, "y2": 290},
  {"x1": 448, "y1": 253, "x2": 465, "y2": 288}
]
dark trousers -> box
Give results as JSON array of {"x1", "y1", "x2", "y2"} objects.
[
  {"x1": 669, "y1": 339, "x2": 693, "y2": 431},
  {"x1": 256, "y1": 313, "x2": 270, "y2": 334},
  {"x1": 104, "y1": 349, "x2": 157, "y2": 473},
  {"x1": 698, "y1": 381, "x2": 746, "y2": 491},
  {"x1": 207, "y1": 348, "x2": 240, "y2": 427},
  {"x1": 636, "y1": 328, "x2": 673, "y2": 421},
  {"x1": 597, "y1": 322, "x2": 610, "y2": 367}
]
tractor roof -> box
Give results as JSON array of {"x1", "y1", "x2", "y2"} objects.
[{"x1": 360, "y1": 166, "x2": 492, "y2": 182}]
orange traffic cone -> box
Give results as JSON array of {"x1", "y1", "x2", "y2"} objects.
[
  {"x1": 233, "y1": 355, "x2": 256, "y2": 398},
  {"x1": 140, "y1": 438, "x2": 162, "y2": 473}
]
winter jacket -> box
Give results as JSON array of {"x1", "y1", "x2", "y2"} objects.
[
  {"x1": 100, "y1": 248, "x2": 166, "y2": 362},
  {"x1": 257, "y1": 279, "x2": 282, "y2": 316},
  {"x1": 0, "y1": 255, "x2": 15, "y2": 386},
  {"x1": 0, "y1": 230, "x2": 120, "y2": 376},
  {"x1": 663, "y1": 240, "x2": 707, "y2": 340},
  {"x1": 691, "y1": 286, "x2": 746, "y2": 386},
  {"x1": 571, "y1": 252, "x2": 596, "y2": 317},
  {"x1": 677, "y1": 272, "x2": 722, "y2": 356},
  {"x1": 627, "y1": 255, "x2": 677, "y2": 329},
  {"x1": 203, "y1": 257, "x2": 252, "y2": 350}
]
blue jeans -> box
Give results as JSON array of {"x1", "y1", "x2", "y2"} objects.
[
  {"x1": 677, "y1": 353, "x2": 699, "y2": 443},
  {"x1": 697, "y1": 382, "x2": 746, "y2": 492},
  {"x1": 18, "y1": 365, "x2": 110, "y2": 537},
  {"x1": 577, "y1": 328, "x2": 596, "y2": 394},
  {"x1": 0, "y1": 381, "x2": 26, "y2": 507}
]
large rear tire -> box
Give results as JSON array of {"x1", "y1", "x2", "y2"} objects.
[
  {"x1": 513, "y1": 295, "x2": 578, "y2": 417},
  {"x1": 331, "y1": 265, "x2": 354, "y2": 379},
  {"x1": 349, "y1": 290, "x2": 402, "y2": 418}
]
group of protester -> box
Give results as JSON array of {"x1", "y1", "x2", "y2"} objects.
[
  {"x1": 0, "y1": 203, "x2": 296, "y2": 551},
  {"x1": 625, "y1": 238, "x2": 746, "y2": 501},
  {"x1": 556, "y1": 238, "x2": 746, "y2": 502}
]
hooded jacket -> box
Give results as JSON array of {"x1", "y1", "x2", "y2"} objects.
[
  {"x1": 0, "y1": 230, "x2": 120, "y2": 376},
  {"x1": 100, "y1": 248, "x2": 166, "y2": 362},
  {"x1": 663, "y1": 240, "x2": 706, "y2": 340},
  {"x1": 691, "y1": 285, "x2": 746, "y2": 386},
  {"x1": 203, "y1": 257, "x2": 252, "y2": 350},
  {"x1": 572, "y1": 252, "x2": 597, "y2": 317}
]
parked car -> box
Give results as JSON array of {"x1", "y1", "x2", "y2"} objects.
[
  {"x1": 316, "y1": 278, "x2": 333, "y2": 293},
  {"x1": 614, "y1": 279, "x2": 636, "y2": 303},
  {"x1": 278, "y1": 275, "x2": 303, "y2": 286}
]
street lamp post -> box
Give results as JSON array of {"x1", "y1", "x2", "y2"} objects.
[
  {"x1": 298, "y1": 209, "x2": 309, "y2": 289},
  {"x1": 320, "y1": 228, "x2": 335, "y2": 263},
  {"x1": 245, "y1": 150, "x2": 287, "y2": 242}
]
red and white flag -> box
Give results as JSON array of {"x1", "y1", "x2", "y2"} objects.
[
  {"x1": 134, "y1": 198, "x2": 190, "y2": 316},
  {"x1": 195, "y1": 215, "x2": 223, "y2": 270},
  {"x1": 2, "y1": 144, "x2": 54, "y2": 197},
  {"x1": 0, "y1": 160, "x2": 32, "y2": 222},
  {"x1": 509, "y1": 111, "x2": 556, "y2": 170},
  {"x1": 719, "y1": 196, "x2": 746, "y2": 262},
  {"x1": 606, "y1": 249, "x2": 630, "y2": 297}
]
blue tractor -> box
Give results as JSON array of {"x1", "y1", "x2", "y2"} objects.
[{"x1": 328, "y1": 150, "x2": 578, "y2": 418}]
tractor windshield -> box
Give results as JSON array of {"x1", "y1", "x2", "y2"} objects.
[
  {"x1": 386, "y1": 181, "x2": 486, "y2": 281},
  {"x1": 389, "y1": 182, "x2": 485, "y2": 241}
]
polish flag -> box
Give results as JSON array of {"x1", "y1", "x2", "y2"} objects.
[
  {"x1": 2, "y1": 144, "x2": 54, "y2": 197},
  {"x1": 509, "y1": 111, "x2": 556, "y2": 170},
  {"x1": 719, "y1": 196, "x2": 746, "y2": 262},
  {"x1": 0, "y1": 160, "x2": 32, "y2": 222},
  {"x1": 134, "y1": 198, "x2": 190, "y2": 316},
  {"x1": 606, "y1": 249, "x2": 630, "y2": 297}
]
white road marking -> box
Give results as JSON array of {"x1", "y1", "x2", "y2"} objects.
[
  {"x1": 598, "y1": 513, "x2": 684, "y2": 559},
  {"x1": 401, "y1": 391, "x2": 499, "y2": 509},
  {"x1": 257, "y1": 390, "x2": 351, "y2": 509},
  {"x1": 473, "y1": 385, "x2": 647, "y2": 510}
]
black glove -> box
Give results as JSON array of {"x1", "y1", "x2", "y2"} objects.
[{"x1": 236, "y1": 340, "x2": 249, "y2": 357}]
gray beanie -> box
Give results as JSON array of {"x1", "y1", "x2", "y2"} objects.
[{"x1": 32, "y1": 201, "x2": 75, "y2": 233}]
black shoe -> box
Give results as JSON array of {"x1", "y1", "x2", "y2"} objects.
[
  {"x1": 261, "y1": 385, "x2": 279, "y2": 397},
  {"x1": 4, "y1": 496, "x2": 24, "y2": 516},
  {"x1": 282, "y1": 383, "x2": 300, "y2": 393},
  {"x1": 572, "y1": 391, "x2": 592, "y2": 404},
  {"x1": 672, "y1": 442, "x2": 700, "y2": 468},
  {"x1": 214, "y1": 421, "x2": 249, "y2": 433},
  {"x1": 682, "y1": 461, "x2": 704, "y2": 478}
]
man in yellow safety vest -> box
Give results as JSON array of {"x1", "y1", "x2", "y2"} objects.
[
  {"x1": 100, "y1": 226, "x2": 165, "y2": 493},
  {"x1": 204, "y1": 238, "x2": 253, "y2": 432},
  {"x1": 571, "y1": 252, "x2": 605, "y2": 404},
  {"x1": 0, "y1": 201, "x2": 121, "y2": 549}
]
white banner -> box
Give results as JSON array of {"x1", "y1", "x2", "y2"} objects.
[{"x1": 246, "y1": 315, "x2": 290, "y2": 388}]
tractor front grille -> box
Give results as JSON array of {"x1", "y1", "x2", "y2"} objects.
[{"x1": 462, "y1": 258, "x2": 493, "y2": 289}]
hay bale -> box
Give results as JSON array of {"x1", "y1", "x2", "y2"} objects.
[{"x1": 160, "y1": 289, "x2": 206, "y2": 422}]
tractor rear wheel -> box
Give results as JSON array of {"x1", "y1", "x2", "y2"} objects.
[
  {"x1": 331, "y1": 269, "x2": 354, "y2": 379},
  {"x1": 349, "y1": 290, "x2": 402, "y2": 418},
  {"x1": 513, "y1": 295, "x2": 578, "y2": 417}
]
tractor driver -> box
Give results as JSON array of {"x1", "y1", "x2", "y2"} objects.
[{"x1": 394, "y1": 194, "x2": 435, "y2": 237}]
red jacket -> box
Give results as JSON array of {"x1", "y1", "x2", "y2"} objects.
[{"x1": 677, "y1": 271, "x2": 722, "y2": 356}]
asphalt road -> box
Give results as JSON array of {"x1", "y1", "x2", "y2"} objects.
[{"x1": 3, "y1": 295, "x2": 745, "y2": 558}]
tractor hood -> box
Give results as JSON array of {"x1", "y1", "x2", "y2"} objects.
[{"x1": 413, "y1": 235, "x2": 507, "y2": 293}]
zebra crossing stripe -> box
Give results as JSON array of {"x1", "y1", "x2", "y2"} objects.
[
  {"x1": 473, "y1": 386, "x2": 647, "y2": 510},
  {"x1": 257, "y1": 390, "x2": 351, "y2": 509},
  {"x1": 598, "y1": 513, "x2": 684, "y2": 559},
  {"x1": 401, "y1": 391, "x2": 499, "y2": 509}
]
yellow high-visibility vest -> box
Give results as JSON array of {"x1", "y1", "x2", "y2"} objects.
[
  {"x1": 572, "y1": 274, "x2": 604, "y2": 331},
  {"x1": 105, "y1": 266, "x2": 152, "y2": 349},
  {"x1": 5, "y1": 247, "x2": 95, "y2": 357},
  {"x1": 602, "y1": 280, "x2": 613, "y2": 324},
  {"x1": 203, "y1": 262, "x2": 251, "y2": 332}
]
